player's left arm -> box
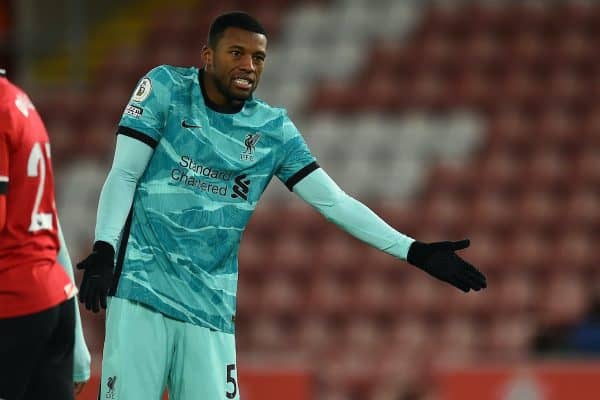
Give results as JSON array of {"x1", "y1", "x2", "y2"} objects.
[
  {"x1": 56, "y1": 218, "x2": 91, "y2": 387},
  {"x1": 276, "y1": 113, "x2": 486, "y2": 292},
  {"x1": 294, "y1": 168, "x2": 414, "y2": 259},
  {"x1": 293, "y1": 168, "x2": 487, "y2": 292}
]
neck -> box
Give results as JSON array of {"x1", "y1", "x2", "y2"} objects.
[{"x1": 200, "y1": 69, "x2": 244, "y2": 114}]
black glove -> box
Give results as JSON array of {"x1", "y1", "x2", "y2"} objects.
[
  {"x1": 407, "y1": 239, "x2": 487, "y2": 292},
  {"x1": 77, "y1": 241, "x2": 115, "y2": 312}
]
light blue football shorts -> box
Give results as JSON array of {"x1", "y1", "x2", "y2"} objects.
[{"x1": 99, "y1": 297, "x2": 240, "y2": 400}]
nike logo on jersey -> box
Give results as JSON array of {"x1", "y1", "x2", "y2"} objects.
[{"x1": 181, "y1": 120, "x2": 202, "y2": 129}]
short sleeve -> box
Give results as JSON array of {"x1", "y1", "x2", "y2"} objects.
[
  {"x1": 117, "y1": 65, "x2": 173, "y2": 148},
  {"x1": 275, "y1": 114, "x2": 319, "y2": 190}
]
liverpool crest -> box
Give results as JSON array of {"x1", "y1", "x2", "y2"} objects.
[{"x1": 240, "y1": 133, "x2": 261, "y2": 161}]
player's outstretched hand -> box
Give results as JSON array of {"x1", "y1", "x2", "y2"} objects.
[
  {"x1": 407, "y1": 239, "x2": 487, "y2": 292},
  {"x1": 77, "y1": 241, "x2": 115, "y2": 312}
]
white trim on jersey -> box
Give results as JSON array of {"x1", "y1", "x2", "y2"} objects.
[{"x1": 0, "y1": 176, "x2": 8, "y2": 182}]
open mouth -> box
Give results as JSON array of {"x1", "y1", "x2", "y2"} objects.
[{"x1": 232, "y1": 77, "x2": 254, "y2": 91}]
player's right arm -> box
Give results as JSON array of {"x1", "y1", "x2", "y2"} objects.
[
  {"x1": 77, "y1": 135, "x2": 153, "y2": 312},
  {"x1": 77, "y1": 66, "x2": 171, "y2": 312}
]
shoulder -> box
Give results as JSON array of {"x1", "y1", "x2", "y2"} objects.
[
  {"x1": 244, "y1": 97, "x2": 297, "y2": 138},
  {"x1": 0, "y1": 77, "x2": 10, "y2": 99},
  {"x1": 134, "y1": 65, "x2": 198, "y2": 106},
  {"x1": 144, "y1": 65, "x2": 198, "y2": 89},
  {"x1": 0, "y1": 79, "x2": 28, "y2": 131},
  {"x1": 0, "y1": 78, "x2": 17, "y2": 112}
]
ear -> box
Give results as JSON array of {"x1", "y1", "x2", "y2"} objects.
[{"x1": 201, "y1": 45, "x2": 212, "y2": 69}]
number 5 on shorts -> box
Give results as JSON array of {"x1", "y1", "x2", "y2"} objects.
[{"x1": 226, "y1": 364, "x2": 237, "y2": 399}]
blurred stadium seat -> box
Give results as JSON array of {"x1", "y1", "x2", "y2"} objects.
[{"x1": 17, "y1": 0, "x2": 599, "y2": 398}]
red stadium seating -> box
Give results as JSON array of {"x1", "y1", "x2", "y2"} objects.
[{"x1": 47, "y1": 1, "x2": 600, "y2": 398}]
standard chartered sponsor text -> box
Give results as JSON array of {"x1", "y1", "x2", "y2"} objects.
[
  {"x1": 179, "y1": 155, "x2": 232, "y2": 179},
  {"x1": 171, "y1": 155, "x2": 231, "y2": 196}
]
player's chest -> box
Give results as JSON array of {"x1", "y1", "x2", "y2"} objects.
[{"x1": 163, "y1": 110, "x2": 276, "y2": 171}]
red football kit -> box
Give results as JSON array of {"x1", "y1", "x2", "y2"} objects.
[{"x1": 0, "y1": 75, "x2": 74, "y2": 318}]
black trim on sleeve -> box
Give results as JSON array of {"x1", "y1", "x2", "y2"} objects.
[
  {"x1": 117, "y1": 126, "x2": 159, "y2": 149},
  {"x1": 285, "y1": 161, "x2": 320, "y2": 191},
  {"x1": 0, "y1": 181, "x2": 7, "y2": 194}
]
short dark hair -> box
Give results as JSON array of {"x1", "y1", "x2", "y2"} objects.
[{"x1": 208, "y1": 12, "x2": 267, "y2": 49}]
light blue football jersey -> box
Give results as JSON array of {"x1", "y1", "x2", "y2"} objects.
[{"x1": 114, "y1": 65, "x2": 317, "y2": 333}]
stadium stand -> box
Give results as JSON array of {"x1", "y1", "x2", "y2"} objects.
[{"x1": 27, "y1": 0, "x2": 600, "y2": 398}]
